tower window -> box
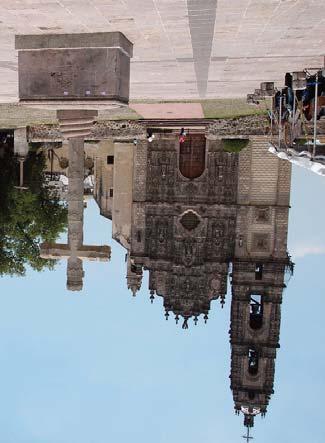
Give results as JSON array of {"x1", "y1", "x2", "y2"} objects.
[
  {"x1": 107, "y1": 155, "x2": 114, "y2": 165},
  {"x1": 248, "y1": 349, "x2": 259, "y2": 376},
  {"x1": 250, "y1": 294, "x2": 263, "y2": 330},
  {"x1": 255, "y1": 263, "x2": 263, "y2": 280},
  {"x1": 109, "y1": 188, "x2": 113, "y2": 197}
]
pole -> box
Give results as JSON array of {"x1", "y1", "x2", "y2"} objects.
[
  {"x1": 278, "y1": 94, "x2": 282, "y2": 149},
  {"x1": 51, "y1": 148, "x2": 54, "y2": 180},
  {"x1": 270, "y1": 97, "x2": 273, "y2": 139},
  {"x1": 292, "y1": 90, "x2": 296, "y2": 145},
  {"x1": 19, "y1": 158, "x2": 24, "y2": 187},
  {"x1": 313, "y1": 71, "x2": 319, "y2": 158}
]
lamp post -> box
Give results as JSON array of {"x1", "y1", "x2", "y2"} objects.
[
  {"x1": 278, "y1": 94, "x2": 283, "y2": 150},
  {"x1": 313, "y1": 71, "x2": 319, "y2": 158}
]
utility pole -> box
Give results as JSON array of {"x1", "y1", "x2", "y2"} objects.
[{"x1": 313, "y1": 71, "x2": 319, "y2": 158}]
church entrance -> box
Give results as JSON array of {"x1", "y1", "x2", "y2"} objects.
[{"x1": 179, "y1": 134, "x2": 206, "y2": 179}]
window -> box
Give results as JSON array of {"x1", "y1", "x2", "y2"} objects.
[
  {"x1": 250, "y1": 295, "x2": 263, "y2": 330},
  {"x1": 179, "y1": 134, "x2": 206, "y2": 179},
  {"x1": 180, "y1": 210, "x2": 200, "y2": 231},
  {"x1": 109, "y1": 188, "x2": 113, "y2": 197},
  {"x1": 107, "y1": 155, "x2": 114, "y2": 165},
  {"x1": 248, "y1": 349, "x2": 259, "y2": 376},
  {"x1": 255, "y1": 263, "x2": 263, "y2": 280}
]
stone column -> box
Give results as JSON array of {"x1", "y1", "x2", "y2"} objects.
[
  {"x1": 57, "y1": 109, "x2": 98, "y2": 291},
  {"x1": 67, "y1": 138, "x2": 85, "y2": 291},
  {"x1": 14, "y1": 127, "x2": 29, "y2": 158},
  {"x1": 14, "y1": 127, "x2": 29, "y2": 190}
]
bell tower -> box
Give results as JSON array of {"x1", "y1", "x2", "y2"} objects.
[{"x1": 229, "y1": 137, "x2": 293, "y2": 435}]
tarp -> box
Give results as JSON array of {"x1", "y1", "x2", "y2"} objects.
[
  {"x1": 59, "y1": 174, "x2": 69, "y2": 185},
  {"x1": 84, "y1": 175, "x2": 94, "y2": 188},
  {"x1": 268, "y1": 145, "x2": 325, "y2": 176}
]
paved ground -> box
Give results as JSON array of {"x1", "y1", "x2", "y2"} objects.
[
  {"x1": 0, "y1": 103, "x2": 141, "y2": 128},
  {"x1": 0, "y1": 0, "x2": 324, "y2": 101},
  {"x1": 130, "y1": 102, "x2": 204, "y2": 118},
  {"x1": 0, "y1": 99, "x2": 267, "y2": 128}
]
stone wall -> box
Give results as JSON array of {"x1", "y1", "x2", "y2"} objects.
[
  {"x1": 207, "y1": 115, "x2": 269, "y2": 136},
  {"x1": 133, "y1": 139, "x2": 148, "y2": 202},
  {"x1": 28, "y1": 120, "x2": 146, "y2": 141}
]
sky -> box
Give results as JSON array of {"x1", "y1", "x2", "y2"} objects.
[{"x1": 0, "y1": 164, "x2": 324, "y2": 443}]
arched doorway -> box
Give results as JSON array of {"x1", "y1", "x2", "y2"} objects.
[{"x1": 179, "y1": 134, "x2": 206, "y2": 179}]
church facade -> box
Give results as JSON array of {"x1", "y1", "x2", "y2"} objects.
[
  {"x1": 91, "y1": 120, "x2": 292, "y2": 434},
  {"x1": 130, "y1": 132, "x2": 238, "y2": 326}
]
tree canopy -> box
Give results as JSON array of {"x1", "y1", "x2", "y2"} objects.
[{"x1": 0, "y1": 147, "x2": 68, "y2": 276}]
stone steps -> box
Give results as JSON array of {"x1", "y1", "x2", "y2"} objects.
[{"x1": 57, "y1": 110, "x2": 98, "y2": 140}]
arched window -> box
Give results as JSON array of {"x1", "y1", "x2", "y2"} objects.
[
  {"x1": 179, "y1": 134, "x2": 206, "y2": 179},
  {"x1": 250, "y1": 294, "x2": 263, "y2": 330},
  {"x1": 248, "y1": 348, "x2": 259, "y2": 376},
  {"x1": 255, "y1": 263, "x2": 263, "y2": 280}
]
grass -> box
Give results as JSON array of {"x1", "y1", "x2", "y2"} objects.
[
  {"x1": 130, "y1": 98, "x2": 268, "y2": 119},
  {"x1": 201, "y1": 99, "x2": 268, "y2": 119},
  {"x1": 0, "y1": 99, "x2": 267, "y2": 129},
  {"x1": 222, "y1": 139, "x2": 250, "y2": 153},
  {"x1": 0, "y1": 103, "x2": 142, "y2": 128}
]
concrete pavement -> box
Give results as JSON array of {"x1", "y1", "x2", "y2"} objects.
[{"x1": 0, "y1": 0, "x2": 324, "y2": 101}]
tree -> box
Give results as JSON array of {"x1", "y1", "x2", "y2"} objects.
[{"x1": 0, "y1": 148, "x2": 68, "y2": 276}]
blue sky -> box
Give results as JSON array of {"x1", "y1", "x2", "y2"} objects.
[{"x1": 0, "y1": 165, "x2": 324, "y2": 443}]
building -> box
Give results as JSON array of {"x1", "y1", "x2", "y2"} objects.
[
  {"x1": 130, "y1": 130, "x2": 238, "y2": 326},
  {"x1": 92, "y1": 123, "x2": 293, "y2": 435},
  {"x1": 230, "y1": 137, "x2": 293, "y2": 436}
]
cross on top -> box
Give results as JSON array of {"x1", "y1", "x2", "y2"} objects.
[
  {"x1": 40, "y1": 137, "x2": 110, "y2": 291},
  {"x1": 242, "y1": 427, "x2": 253, "y2": 442}
]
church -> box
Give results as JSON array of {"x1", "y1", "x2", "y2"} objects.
[{"x1": 92, "y1": 119, "x2": 293, "y2": 435}]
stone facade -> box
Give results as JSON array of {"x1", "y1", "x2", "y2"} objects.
[
  {"x1": 118, "y1": 128, "x2": 292, "y2": 432},
  {"x1": 88, "y1": 120, "x2": 293, "y2": 433},
  {"x1": 93, "y1": 140, "x2": 115, "y2": 219},
  {"x1": 129, "y1": 133, "x2": 239, "y2": 326},
  {"x1": 230, "y1": 136, "x2": 292, "y2": 431}
]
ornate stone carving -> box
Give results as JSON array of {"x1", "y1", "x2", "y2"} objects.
[
  {"x1": 252, "y1": 233, "x2": 270, "y2": 252},
  {"x1": 146, "y1": 138, "x2": 238, "y2": 205},
  {"x1": 254, "y1": 207, "x2": 270, "y2": 223}
]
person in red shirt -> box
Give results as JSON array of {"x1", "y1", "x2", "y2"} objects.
[{"x1": 179, "y1": 127, "x2": 186, "y2": 143}]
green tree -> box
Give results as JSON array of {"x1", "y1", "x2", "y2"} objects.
[{"x1": 0, "y1": 148, "x2": 68, "y2": 276}]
